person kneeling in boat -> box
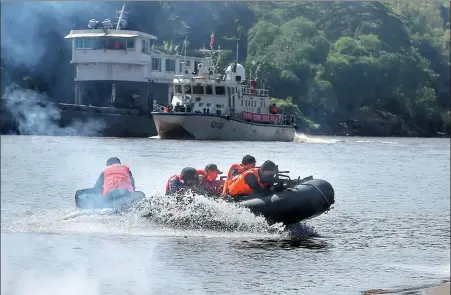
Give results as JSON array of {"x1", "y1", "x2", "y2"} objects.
[
  {"x1": 226, "y1": 160, "x2": 279, "y2": 198},
  {"x1": 93, "y1": 157, "x2": 136, "y2": 201},
  {"x1": 222, "y1": 155, "x2": 256, "y2": 197},
  {"x1": 197, "y1": 164, "x2": 224, "y2": 196},
  {"x1": 165, "y1": 167, "x2": 201, "y2": 195}
]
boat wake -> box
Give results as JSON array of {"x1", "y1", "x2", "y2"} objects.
[
  {"x1": 294, "y1": 132, "x2": 400, "y2": 145},
  {"x1": 1, "y1": 192, "x2": 318, "y2": 239},
  {"x1": 59, "y1": 208, "x2": 118, "y2": 220},
  {"x1": 135, "y1": 192, "x2": 286, "y2": 233},
  {"x1": 387, "y1": 262, "x2": 451, "y2": 278},
  {"x1": 294, "y1": 133, "x2": 341, "y2": 144}
]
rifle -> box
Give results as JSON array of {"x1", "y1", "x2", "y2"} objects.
[{"x1": 274, "y1": 171, "x2": 314, "y2": 189}]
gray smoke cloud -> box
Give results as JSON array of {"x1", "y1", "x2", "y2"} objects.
[
  {"x1": 1, "y1": 1, "x2": 116, "y2": 69},
  {"x1": 2, "y1": 83, "x2": 106, "y2": 136},
  {"x1": 1, "y1": 1, "x2": 118, "y2": 136}
]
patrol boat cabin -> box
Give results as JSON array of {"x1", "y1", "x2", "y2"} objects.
[
  {"x1": 63, "y1": 3, "x2": 203, "y2": 114},
  {"x1": 162, "y1": 49, "x2": 294, "y2": 126},
  {"x1": 151, "y1": 46, "x2": 296, "y2": 142}
]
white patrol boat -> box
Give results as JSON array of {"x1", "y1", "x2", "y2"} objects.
[{"x1": 151, "y1": 41, "x2": 297, "y2": 142}]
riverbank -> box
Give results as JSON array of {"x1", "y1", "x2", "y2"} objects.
[
  {"x1": 300, "y1": 109, "x2": 450, "y2": 138},
  {"x1": 425, "y1": 281, "x2": 450, "y2": 295},
  {"x1": 363, "y1": 279, "x2": 450, "y2": 295}
]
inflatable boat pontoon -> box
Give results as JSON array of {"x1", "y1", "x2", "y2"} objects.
[{"x1": 226, "y1": 174, "x2": 335, "y2": 225}]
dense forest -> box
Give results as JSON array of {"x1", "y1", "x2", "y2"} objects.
[{"x1": 1, "y1": 1, "x2": 450, "y2": 136}]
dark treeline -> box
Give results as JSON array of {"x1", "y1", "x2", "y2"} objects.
[{"x1": 1, "y1": 1, "x2": 450, "y2": 136}]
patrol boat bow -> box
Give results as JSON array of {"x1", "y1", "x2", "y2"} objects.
[{"x1": 151, "y1": 41, "x2": 297, "y2": 141}]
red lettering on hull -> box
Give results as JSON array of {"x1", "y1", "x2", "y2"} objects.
[{"x1": 242, "y1": 111, "x2": 280, "y2": 124}]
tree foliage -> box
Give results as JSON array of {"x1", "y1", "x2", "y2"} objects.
[{"x1": 245, "y1": 1, "x2": 450, "y2": 135}]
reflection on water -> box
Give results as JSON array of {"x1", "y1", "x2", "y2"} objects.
[{"x1": 236, "y1": 237, "x2": 331, "y2": 251}]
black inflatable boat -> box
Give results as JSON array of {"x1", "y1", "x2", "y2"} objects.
[
  {"x1": 74, "y1": 188, "x2": 146, "y2": 209},
  {"x1": 72, "y1": 172, "x2": 334, "y2": 226},
  {"x1": 223, "y1": 173, "x2": 335, "y2": 225}
]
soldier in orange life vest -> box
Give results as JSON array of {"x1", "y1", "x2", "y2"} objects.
[
  {"x1": 222, "y1": 155, "x2": 256, "y2": 197},
  {"x1": 227, "y1": 160, "x2": 278, "y2": 197},
  {"x1": 93, "y1": 157, "x2": 135, "y2": 198},
  {"x1": 198, "y1": 164, "x2": 223, "y2": 196}
]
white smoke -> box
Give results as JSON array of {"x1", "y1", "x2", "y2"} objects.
[{"x1": 2, "y1": 83, "x2": 105, "y2": 136}]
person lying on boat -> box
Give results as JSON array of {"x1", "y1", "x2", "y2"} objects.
[
  {"x1": 225, "y1": 160, "x2": 279, "y2": 198},
  {"x1": 222, "y1": 155, "x2": 256, "y2": 196},
  {"x1": 165, "y1": 167, "x2": 202, "y2": 195},
  {"x1": 197, "y1": 164, "x2": 224, "y2": 196},
  {"x1": 93, "y1": 157, "x2": 136, "y2": 200}
]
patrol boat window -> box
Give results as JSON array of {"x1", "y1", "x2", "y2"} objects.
[
  {"x1": 165, "y1": 59, "x2": 176, "y2": 72},
  {"x1": 152, "y1": 58, "x2": 162, "y2": 71},
  {"x1": 215, "y1": 86, "x2": 225, "y2": 95},
  {"x1": 184, "y1": 85, "x2": 192, "y2": 94},
  {"x1": 174, "y1": 85, "x2": 183, "y2": 94},
  {"x1": 75, "y1": 38, "x2": 92, "y2": 49},
  {"x1": 192, "y1": 85, "x2": 204, "y2": 95},
  {"x1": 206, "y1": 85, "x2": 213, "y2": 95},
  {"x1": 126, "y1": 39, "x2": 135, "y2": 49}
]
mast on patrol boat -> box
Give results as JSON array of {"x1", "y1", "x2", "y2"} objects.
[{"x1": 115, "y1": 3, "x2": 128, "y2": 30}]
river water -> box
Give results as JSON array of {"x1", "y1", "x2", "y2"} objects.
[{"x1": 1, "y1": 134, "x2": 449, "y2": 295}]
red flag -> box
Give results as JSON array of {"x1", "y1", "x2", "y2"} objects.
[{"x1": 209, "y1": 32, "x2": 215, "y2": 48}]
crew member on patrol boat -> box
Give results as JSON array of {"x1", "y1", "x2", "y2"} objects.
[
  {"x1": 93, "y1": 157, "x2": 136, "y2": 198},
  {"x1": 226, "y1": 160, "x2": 279, "y2": 198},
  {"x1": 198, "y1": 164, "x2": 224, "y2": 196},
  {"x1": 222, "y1": 155, "x2": 256, "y2": 196},
  {"x1": 165, "y1": 167, "x2": 200, "y2": 195},
  {"x1": 269, "y1": 103, "x2": 278, "y2": 114}
]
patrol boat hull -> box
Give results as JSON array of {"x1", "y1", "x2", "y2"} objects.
[
  {"x1": 74, "y1": 188, "x2": 146, "y2": 209},
  {"x1": 231, "y1": 179, "x2": 335, "y2": 225},
  {"x1": 151, "y1": 112, "x2": 296, "y2": 142}
]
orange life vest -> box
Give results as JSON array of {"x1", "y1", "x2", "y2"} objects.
[
  {"x1": 198, "y1": 169, "x2": 221, "y2": 182},
  {"x1": 222, "y1": 164, "x2": 247, "y2": 196},
  {"x1": 165, "y1": 174, "x2": 181, "y2": 194},
  {"x1": 227, "y1": 168, "x2": 269, "y2": 197},
  {"x1": 197, "y1": 169, "x2": 223, "y2": 195},
  {"x1": 103, "y1": 164, "x2": 134, "y2": 196},
  {"x1": 197, "y1": 169, "x2": 207, "y2": 178}
]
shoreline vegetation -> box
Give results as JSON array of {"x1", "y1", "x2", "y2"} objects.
[{"x1": 1, "y1": 2, "x2": 450, "y2": 138}]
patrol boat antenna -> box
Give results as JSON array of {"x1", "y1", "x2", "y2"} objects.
[
  {"x1": 181, "y1": 36, "x2": 189, "y2": 74},
  {"x1": 115, "y1": 3, "x2": 128, "y2": 30},
  {"x1": 235, "y1": 41, "x2": 239, "y2": 64}
]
